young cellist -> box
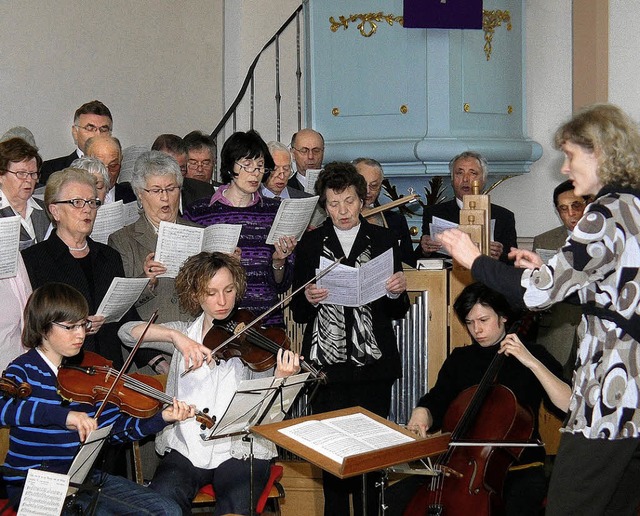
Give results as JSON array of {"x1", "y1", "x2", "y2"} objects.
[
  {"x1": 402, "y1": 283, "x2": 571, "y2": 516},
  {"x1": 119, "y1": 251, "x2": 301, "y2": 516},
  {"x1": 0, "y1": 282, "x2": 193, "y2": 514}
]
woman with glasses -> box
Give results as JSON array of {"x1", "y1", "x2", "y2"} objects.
[
  {"x1": 0, "y1": 282, "x2": 192, "y2": 514},
  {"x1": 0, "y1": 137, "x2": 49, "y2": 250},
  {"x1": 21, "y1": 168, "x2": 136, "y2": 369},
  {"x1": 109, "y1": 151, "x2": 202, "y2": 374},
  {"x1": 184, "y1": 130, "x2": 297, "y2": 327}
]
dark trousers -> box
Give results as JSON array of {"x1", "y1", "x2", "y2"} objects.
[
  {"x1": 312, "y1": 378, "x2": 394, "y2": 516},
  {"x1": 149, "y1": 450, "x2": 270, "y2": 516},
  {"x1": 547, "y1": 433, "x2": 640, "y2": 516}
]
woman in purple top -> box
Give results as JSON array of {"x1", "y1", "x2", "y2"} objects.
[{"x1": 183, "y1": 130, "x2": 296, "y2": 327}]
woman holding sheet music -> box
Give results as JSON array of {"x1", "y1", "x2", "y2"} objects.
[
  {"x1": 119, "y1": 251, "x2": 301, "y2": 515},
  {"x1": 0, "y1": 282, "x2": 193, "y2": 514},
  {"x1": 109, "y1": 150, "x2": 202, "y2": 374},
  {"x1": 291, "y1": 163, "x2": 409, "y2": 516},
  {"x1": 21, "y1": 168, "x2": 155, "y2": 371},
  {"x1": 184, "y1": 130, "x2": 296, "y2": 327}
]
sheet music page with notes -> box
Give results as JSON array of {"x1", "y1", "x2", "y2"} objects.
[
  {"x1": 0, "y1": 215, "x2": 20, "y2": 279},
  {"x1": 278, "y1": 412, "x2": 413, "y2": 464}
]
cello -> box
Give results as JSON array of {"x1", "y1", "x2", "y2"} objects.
[{"x1": 404, "y1": 325, "x2": 536, "y2": 516}]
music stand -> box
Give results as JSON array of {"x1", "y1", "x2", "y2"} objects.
[
  {"x1": 253, "y1": 406, "x2": 451, "y2": 514},
  {"x1": 200, "y1": 372, "x2": 312, "y2": 515}
]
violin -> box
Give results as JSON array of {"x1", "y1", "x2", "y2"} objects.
[
  {"x1": 0, "y1": 375, "x2": 32, "y2": 399},
  {"x1": 57, "y1": 351, "x2": 215, "y2": 429},
  {"x1": 203, "y1": 309, "x2": 326, "y2": 382}
]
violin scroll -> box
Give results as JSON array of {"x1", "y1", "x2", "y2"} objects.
[{"x1": 0, "y1": 375, "x2": 32, "y2": 399}]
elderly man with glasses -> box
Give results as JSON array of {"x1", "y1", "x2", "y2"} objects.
[
  {"x1": 183, "y1": 130, "x2": 216, "y2": 184},
  {"x1": 287, "y1": 128, "x2": 325, "y2": 192},
  {"x1": 261, "y1": 141, "x2": 313, "y2": 199},
  {"x1": 39, "y1": 100, "x2": 113, "y2": 185},
  {"x1": 85, "y1": 134, "x2": 136, "y2": 204}
]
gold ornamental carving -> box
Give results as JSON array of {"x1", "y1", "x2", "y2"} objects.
[
  {"x1": 483, "y1": 10, "x2": 511, "y2": 61},
  {"x1": 329, "y1": 12, "x2": 404, "y2": 38}
]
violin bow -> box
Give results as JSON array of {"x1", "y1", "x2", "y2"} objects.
[
  {"x1": 183, "y1": 257, "x2": 344, "y2": 375},
  {"x1": 93, "y1": 310, "x2": 159, "y2": 421}
]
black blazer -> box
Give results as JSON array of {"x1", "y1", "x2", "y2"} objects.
[
  {"x1": 21, "y1": 231, "x2": 145, "y2": 368},
  {"x1": 383, "y1": 209, "x2": 417, "y2": 268},
  {"x1": 181, "y1": 177, "x2": 216, "y2": 210},
  {"x1": 114, "y1": 182, "x2": 137, "y2": 204},
  {"x1": 291, "y1": 218, "x2": 410, "y2": 384},
  {"x1": 287, "y1": 174, "x2": 304, "y2": 192},
  {"x1": 420, "y1": 199, "x2": 517, "y2": 263},
  {"x1": 39, "y1": 150, "x2": 79, "y2": 186}
]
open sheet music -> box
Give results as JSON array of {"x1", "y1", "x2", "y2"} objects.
[
  {"x1": 155, "y1": 221, "x2": 242, "y2": 278},
  {"x1": 265, "y1": 196, "x2": 319, "y2": 244},
  {"x1": 201, "y1": 372, "x2": 310, "y2": 441},
  {"x1": 0, "y1": 215, "x2": 21, "y2": 279},
  {"x1": 278, "y1": 412, "x2": 413, "y2": 464},
  {"x1": 96, "y1": 277, "x2": 150, "y2": 323},
  {"x1": 316, "y1": 248, "x2": 393, "y2": 307}
]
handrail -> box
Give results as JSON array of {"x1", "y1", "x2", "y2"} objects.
[{"x1": 210, "y1": 4, "x2": 304, "y2": 143}]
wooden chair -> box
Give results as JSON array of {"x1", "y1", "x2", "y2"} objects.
[{"x1": 0, "y1": 427, "x2": 17, "y2": 516}]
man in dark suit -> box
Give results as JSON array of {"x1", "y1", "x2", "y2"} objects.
[
  {"x1": 353, "y1": 157, "x2": 416, "y2": 267},
  {"x1": 418, "y1": 151, "x2": 517, "y2": 263},
  {"x1": 184, "y1": 131, "x2": 217, "y2": 185},
  {"x1": 152, "y1": 133, "x2": 216, "y2": 211},
  {"x1": 532, "y1": 180, "x2": 592, "y2": 378},
  {"x1": 262, "y1": 141, "x2": 313, "y2": 199},
  {"x1": 287, "y1": 128, "x2": 324, "y2": 192},
  {"x1": 85, "y1": 135, "x2": 136, "y2": 204},
  {"x1": 39, "y1": 100, "x2": 113, "y2": 185}
]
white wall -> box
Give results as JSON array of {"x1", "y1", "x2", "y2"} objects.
[
  {"x1": 0, "y1": 1, "x2": 223, "y2": 160},
  {"x1": 490, "y1": 0, "x2": 573, "y2": 239},
  {"x1": 609, "y1": 1, "x2": 640, "y2": 121}
]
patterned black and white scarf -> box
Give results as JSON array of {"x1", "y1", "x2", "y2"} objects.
[{"x1": 310, "y1": 238, "x2": 382, "y2": 366}]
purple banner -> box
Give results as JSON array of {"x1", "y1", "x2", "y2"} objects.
[{"x1": 403, "y1": 0, "x2": 483, "y2": 29}]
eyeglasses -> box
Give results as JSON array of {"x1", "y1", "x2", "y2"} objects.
[
  {"x1": 52, "y1": 320, "x2": 92, "y2": 331},
  {"x1": 142, "y1": 186, "x2": 181, "y2": 196},
  {"x1": 3, "y1": 169, "x2": 40, "y2": 180},
  {"x1": 74, "y1": 124, "x2": 112, "y2": 134},
  {"x1": 271, "y1": 165, "x2": 292, "y2": 178},
  {"x1": 235, "y1": 162, "x2": 271, "y2": 175},
  {"x1": 292, "y1": 146, "x2": 324, "y2": 157},
  {"x1": 557, "y1": 200, "x2": 587, "y2": 214},
  {"x1": 51, "y1": 198, "x2": 102, "y2": 209},
  {"x1": 187, "y1": 159, "x2": 214, "y2": 170}
]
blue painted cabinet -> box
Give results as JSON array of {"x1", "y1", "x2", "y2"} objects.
[{"x1": 305, "y1": 0, "x2": 541, "y2": 179}]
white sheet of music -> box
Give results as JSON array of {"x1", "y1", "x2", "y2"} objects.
[
  {"x1": 0, "y1": 215, "x2": 21, "y2": 279},
  {"x1": 265, "y1": 196, "x2": 319, "y2": 244},
  {"x1": 156, "y1": 221, "x2": 242, "y2": 278},
  {"x1": 91, "y1": 200, "x2": 124, "y2": 244},
  {"x1": 278, "y1": 413, "x2": 412, "y2": 464},
  {"x1": 18, "y1": 469, "x2": 68, "y2": 516},
  {"x1": 316, "y1": 248, "x2": 393, "y2": 307},
  {"x1": 304, "y1": 168, "x2": 323, "y2": 194},
  {"x1": 156, "y1": 222, "x2": 205, "y2": 278},
  {"x1": 202, "y1": 223, "x2": 242, "y2": 254},
  {"x1": 96, "y1": 277, "x2": 150, "y2": 323},
  {"x1": 123, "y1": 201, "x2": 141, "y2": 226}
]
